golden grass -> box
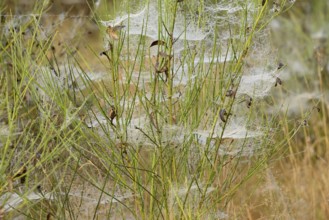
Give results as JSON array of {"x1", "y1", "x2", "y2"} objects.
[{"x1": 227, "y1": 107, "x2": 329, "y2": 219}]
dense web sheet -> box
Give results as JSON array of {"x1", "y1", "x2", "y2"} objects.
[
  {"x1": 0, "y1": 0, "x2": 279, "y2": 157},
  {"x1": 89, "y1": 1, "x2": 277, "y2": 153},
  {"x1": 0, "y1": 0, "x2": 292, "y2": 219},
  {"x1": 100, "y1": 3, "x2": 209, "y2": 41}
]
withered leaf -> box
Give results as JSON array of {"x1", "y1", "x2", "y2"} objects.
[
  {"x1": 275, "y1": 77, "x2": 282, "y2": 87},
  {"x1": 107, "y1": 25, "x2": 125, "y2": 40},
  {"x1": 220, "y1": 109, "x2": 228, "y2": 123}
]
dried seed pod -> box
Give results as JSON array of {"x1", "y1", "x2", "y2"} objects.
[
  {"x1": 275, "y1": 77, "x2": 282, "y2": 87},
  {"x1": 219, "y1": 109, "x2": 228, "y2": 122},
  {"x1": 243, "y1": 95, "x2": 253, "y2": 108},
  {"x1": 37, "y1": 185, "x2": 42, "y2": 194},
  {"x1": 226, "y1": 89, "x2": 236, "y2": 98},
  {"x1": 100, "y1": 50, "x2": 111, "y2": 62},
  {"x1": 107, "y1": 25, "x2": 125, "y2": 40},
  {"x1": 312, "y1": 106, "x2": 320, "y2": 112},
  {"x1": 14, "y1": 166, "x2": 27, "y2": 184},
  {"x1": 108, "y1": 106, "x2": 117, "y2": 123},
  {"x1": 150, "y1": 40, "x2": 167, "y2": 48},
  {"x1": 277, "y1": 62, "x2": 284, "y2": 69},
  {"x1": 246, "y1": 97, "x2": 253, "y2": 108}
]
